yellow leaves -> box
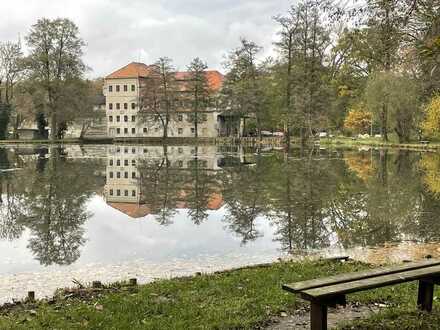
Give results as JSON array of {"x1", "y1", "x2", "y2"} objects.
[
  {"x1": 420, "y1": 154, "x2": 440, "y2": 197},
  {"x1": 344, "y1": 154, "x2": 374, "y2": 182},
  {"x1": 421, "y1": 95, "x2": 440, "y2": 138},
  {"x1": 344, "y1": 103, "x2": 372, "y2": 134}
]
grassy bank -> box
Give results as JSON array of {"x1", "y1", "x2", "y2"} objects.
[
  {"x1": 0, "y1": 260, "x2": 439, "y2": 329},
  {"x1": 319, "y1": 136, "x2": 440, "y2": 152}
]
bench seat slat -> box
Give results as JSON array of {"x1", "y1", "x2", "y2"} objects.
[
  {"x1": 301, "y1": 264, "x2": 440, "y2": 301},
  {"x1": 283, "y1": 259, "x2": 440, "y2": 293}
]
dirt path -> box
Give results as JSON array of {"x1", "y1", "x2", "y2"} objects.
[{"x1": 266, "y1": 303, "x2": 381, "y2": 330}]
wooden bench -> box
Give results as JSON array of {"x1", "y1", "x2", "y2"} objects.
[{"x1": 282, "y1": 259, "x2": 440, "y2": 330}]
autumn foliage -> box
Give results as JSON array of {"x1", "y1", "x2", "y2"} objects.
[
  {"x1": 344, "y1": 106, "x2": 372, "y2": 135},
  {"x1": 421, "y1": 95, "x2": 440, "y2": 139}
]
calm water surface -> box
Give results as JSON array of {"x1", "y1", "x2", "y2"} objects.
[{"x1": 1, "y1": 144, "x2": 440, "y2": 301}]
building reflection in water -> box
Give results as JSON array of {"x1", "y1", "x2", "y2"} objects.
[
  {"x1": 103, "y1": 145, "x2": 241, "y2": 222},
  {"x1": 4, "y1": 145, "x2": 440, "y2": 268}
]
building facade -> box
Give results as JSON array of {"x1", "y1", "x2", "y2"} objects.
[{"x1": 104, "y1": 62, "x2": 241, "y2": 138}]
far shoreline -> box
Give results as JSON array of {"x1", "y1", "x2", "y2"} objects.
[{"x1": 0, "y1": 136, "x2": 439, "y2": 152}]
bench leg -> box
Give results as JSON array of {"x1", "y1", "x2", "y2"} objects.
[
  {"x1": 417, "y1": 280, "x2": 434, "y2": 312},
  {"x1": 310, "y1": 302, "x2": 327, "y2": 330}
]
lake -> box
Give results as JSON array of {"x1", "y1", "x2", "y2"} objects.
[{"x1": 1, "y1": 144, "x2": 440, "y2": 302}]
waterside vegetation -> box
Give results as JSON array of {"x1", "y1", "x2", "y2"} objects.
[{"x1": 0, "y1": 259, "x2": 439, "y2": 329}]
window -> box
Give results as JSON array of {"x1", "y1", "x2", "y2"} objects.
[
  {"x1": 132, "y1": 160, "x2": 136, "y2": 166},
  {"x1": 143, "y1": 127, "x2": 147, "y2": 133},
  {"x1": 124, "y1": 172, "x2": 128, "y2": 179},
  {"x1": 124, "y1": 103, "x2": 128, "y2": 110},
  {"x1": 131, "y1": 116, "x2": 136, "y2": 122},
  {"x1": 132, "y1": 148, "x2": 136, "y2": 154},
  {"x1": 132, "y1": 190, "x2": 136, "y2": 197},
  {"x1": 116, "y1": 115, "x2": 120, "y2": 122},
  {"x1": 124, "y1": 115, "x2": 128, "y2": 122},
  {"x1": 191, "y1": 128, "x2": 195, "y2": 134},
  {"x1": 129, "y1": 103, "x2": 135, "y2": 110},
  {"x1": 124, "y1": 128, "x2": 128, "y2": 134},
  {"x1": 143, "y1": 148, "x2": 148, "y2": 153},
  {"x1": 117, "y1": 189, "x2": 121, "y2": 196},
  {"x1": 109, "y1": 116, "x2": 113, "y2": 122},
  {"x1": 132, "y1": 172, "x2": 136, "y2": 179},
  {"x1": 178, "y1": 147, "x2": 183, "y2": 154},
  {"x1": 116, "y1": 128, "x2": 121, "y2": 135},
  {"x1": 110, "y1": 189, "x2": 114, "y2": 196},
  {"x1": 109, "y1": 103, "x2": 113, "y2": 110},
  {"x1": 131, "y1": 85, "x2": 135, "y2": 92},
  {"x1": 124, "y1": 85, "x2": 128, "y2": 92},
  {"x1": 131, "y1": 128, "x2": 136, "y2": 134},
  {"x1": 116, "y1": 85, "x2": 120, "y2": 92},
  {"x1": 124, "y1": 190, "x2": 128, "y2": 197},
  {"x1": 109, "y1": 159, "x2": 113, "y2": 166},
  {"x1": 109, "y1": 85, "x2": 113, "y2": 92},
  {"x1": 124, "y1": 147, "x2": 128, "y2": 153},
  {"x1": 178, "y1": 160, "x2": 183, "y2": 168},
  {"x1": 117, "y1": 159, "x2": 121, "y2": 166},
  {"x1": 178, "y1": 128, "x2": 183, "y2": 135},
  {"x1": 116, "y1": 103, "x2": 120, "y2": 110},
  {"x1": 109, "y1": 172, "x2": 114, "y2": 178},
  {"x1": 124, "y1": 159, "x2": 129, "y2": 166},
  {"x1": 117, "y1": 172, "x2": 121, "y2": 178},
  {"x1": 178, "y1": 114, "x2": 183, "y2": 122}
]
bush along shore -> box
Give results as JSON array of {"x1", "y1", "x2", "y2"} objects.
[{"x1": 1, "y1": 259, "x2": 440, "y2": 329}]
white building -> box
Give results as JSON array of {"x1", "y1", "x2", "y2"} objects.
[{"x1": 104, "y1": 62, "x2": 241, "y2": 139}]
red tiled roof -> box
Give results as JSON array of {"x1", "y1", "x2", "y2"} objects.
[
  {"x1": 207, "y1": 193, "x2": 224, "y2": 210},
  {"x1": 107, "y1": 62, "x2": 224, "y2": 91},
  {"x1": 108, "y1": 202, "x2": 151, "y2": 218},
  {"x1": 106, "y1": 62, "x2": 153, "y2": 79},
  {"x1": 175, "y1": 70, "x2": 224, "y2": 92}
]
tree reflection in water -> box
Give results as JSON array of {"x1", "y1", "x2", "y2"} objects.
[
  {"x1": 0, "y1": 146, "x2": 103, "y2": 266},
  {"x1": 3, "y1": 145, "x2": 440, "y2": 267}
]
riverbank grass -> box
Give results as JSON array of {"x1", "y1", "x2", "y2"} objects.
[{"x1": 0, "y1": 260, "x2": 439, "y2": 329}]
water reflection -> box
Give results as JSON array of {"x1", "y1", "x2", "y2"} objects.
[
  {"x1": 0, "y1": 146, "x2": 104, "y2": 265},
  {"x1": 2, "y1": 145, "x2": 440, "y2": 271}
]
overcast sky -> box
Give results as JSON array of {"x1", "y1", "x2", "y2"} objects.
[{"x1": 1, "y1": 0, "x2": 294, "y2": 78}]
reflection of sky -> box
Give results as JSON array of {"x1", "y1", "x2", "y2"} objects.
[{"x1": 0, "y1": 196, "x2": 280, "y2": 276}]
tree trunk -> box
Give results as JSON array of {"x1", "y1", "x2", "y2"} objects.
[
  {"x1": 50, "y1": 111, "x2": 57, "y2": 141},
  {"x1": 195, "y1": 111, "x2": 198, "y2": 138},
  {"x1": 381, "y1": 103, "x2": 388, "y2": 142}
]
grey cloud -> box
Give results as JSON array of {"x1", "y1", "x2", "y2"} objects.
[{"x1": 1, "y1": 0, "x2": 293, "y2": 77}]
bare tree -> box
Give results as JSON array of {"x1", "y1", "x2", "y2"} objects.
[
  {"x1": 186, "y1": 57, "x2": 210, "y2": 138},
  {"x1": 139, "y1": 57, "x2": 178, "y2": 139}
]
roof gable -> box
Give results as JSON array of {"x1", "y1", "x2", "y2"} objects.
[{"x1": 106, "y1": 62, "x2": 152, "y2": 79}]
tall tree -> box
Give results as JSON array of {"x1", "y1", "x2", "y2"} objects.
[
  {"x1": 350, "y1": 0, "x2": 419, "y2": 140},
  {"x1": 25, "y1": 18, "x2": 86, "y2": 140},
  {"x1": 0, "y1": 40, "x2": 24, "y2": 139},
  {"x1": 274, "y1": 0, "x2": 332, "y2": 144},
  {"x1": 0, "y1": 40, "x2": 23, "y2": 105},
  {"x1": 186, "y1": 58, "x2": 210, "y2": 138},
  {"x1": 139, "y1": 57, "x2": 177, "y2": 139},
  {"x1": 222, "y1": 38, "x2": 264, "y2": 137}
]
